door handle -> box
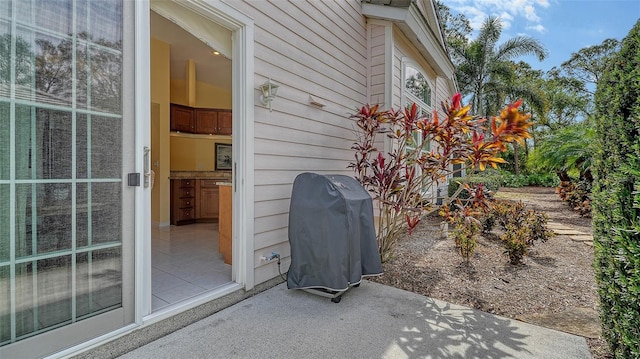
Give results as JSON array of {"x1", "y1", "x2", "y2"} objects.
[{"x1": 144, "y1": 146, "x2": 151, "y2": 188}]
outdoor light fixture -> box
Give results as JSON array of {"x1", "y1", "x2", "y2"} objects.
[{"x1": 259, "y1": 78, "x2": 279, "y2": 112}]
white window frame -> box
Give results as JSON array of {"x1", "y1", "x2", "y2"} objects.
[
  {"x1": 401, "y1": 59, "x2": 433, "y2": 151},
  {"x1": 401, "y1": 59, "x2": 435, "y2": 197}
]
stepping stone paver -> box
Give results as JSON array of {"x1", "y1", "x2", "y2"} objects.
[
  {"x1": 517, "y1": 307, "x2": 601, "y2": 339},
  {"x1": 554, "y1": 228, "x2": 589, "y2": 235},
  {"x1": 570, "y1": 235, "x2": 594, "y2": 242}
]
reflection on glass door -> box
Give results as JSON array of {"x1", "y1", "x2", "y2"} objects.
[{"x1": 0, "y1": 1, "x2": 133, "y2": 357}]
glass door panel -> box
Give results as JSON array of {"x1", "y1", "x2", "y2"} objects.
[{"x1": 0, "y1": 0, "x2": 134, "y2": 357}]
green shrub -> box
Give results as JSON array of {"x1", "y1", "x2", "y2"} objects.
[
  {"x1": 479, "y1": 212, "x2": 496, "y2": 234},
  {"x1": 500, "y1": 172, "x2": 529, "y2": 187},
  {"x1": 500, "y1": 170, "x2": 559, "y2": 188},
  {"x1": 451, "y1": 215, "x2": 480, "y2": 262},
  {"x1": 448, "y1": 171, "x2": 503, "y2": 201},
  {"x1": 525, "y1": 173, "x2": 559, "y2": 187},
  {"x1": 501, "y1": 225, "x2": 530, "y2": 265},
  {"x1": 492, "y1": 200, "x2": 553, "y2": 264},
  {"x1": 592, "y1": 20, "x2": 640, "y2": 358}
]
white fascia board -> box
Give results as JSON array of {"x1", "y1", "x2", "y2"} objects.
[
  {"x1": 151, "y1": 1, "x2": 233, "y2": 59},
  {"x1": 362, "y1": 3, "x2": 455, "y2": 79}
]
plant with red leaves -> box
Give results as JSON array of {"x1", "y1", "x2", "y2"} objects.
[{"x1": 349, "y1": 94, "x2": 533, "y2": 262}]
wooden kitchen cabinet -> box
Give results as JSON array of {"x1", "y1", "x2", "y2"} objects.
[
  {"x1": 172, "y1": 179, "x2": 220, "y2": 225},
  {"x1": 195, "y1": 109, "x2": 218, "y2": 135},
  {"x1": 170, "y1": 179, "x2": 196, "y2": 225},
  {"x1": 170, "y1": 104, "x2": 195, "y2": 132},
  {"x1": 219, "y1": 184, "x2": 232, "y2": 264},
  {"x1": 171, "y1": 104, "x2": 232, "y2": 135},
  {"x1": 195, "y1": 179, "x2": 219, "y2": 220},
  {"x1": 216, "y1": 110, "x2": 232, "y2": 135}
]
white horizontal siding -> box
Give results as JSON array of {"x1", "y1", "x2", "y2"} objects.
[
  {"x1": 254, "y1": 184, "x2": 293, "y2": 202},
  {"x1": 392, "y1": 27, "x2": 439, "y2": 109},
  {"x1": 254, "y1": 256, "x2": 291, "y2": 285},
  {"x1": 253, "y1": 125, "x2": 351, "y2": 152},
  {"x1": 255, "y1": 213, "x2": 289, "y2": 236},
  {"x1": 255, "y1": 227, "x2": 288, "y2": 249},
  {"x1": 435, "y1": 76, "x2": 453, "y2": 114},
  {"x1": 226, "y1": 0, "x2": 367, "y2": 288},
  {"x1": 219, "y1": 0, "x2": 452, "y2": 286},
  {"x1": 254, "y1": 155, "x2": 351, "y2": 171},
  {"x1": 255, "y1": 138, "x2": 353, "y2": 161},
  {"x1": 369, "y1": 23, "x2": 386, "y2": 106},
  {"x1": 255, "y1": 198, "x2": 290, "y2": 219}
]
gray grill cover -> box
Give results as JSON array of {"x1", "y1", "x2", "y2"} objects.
[{"x1": 287, "y1": 172, "x2": 382, "y2": 291}]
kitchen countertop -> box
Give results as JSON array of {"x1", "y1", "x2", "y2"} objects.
[{"x1": 169, "y1": 171, "x2": 231, "y2": 180}]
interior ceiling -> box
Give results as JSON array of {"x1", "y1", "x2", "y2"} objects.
[{"x1": 150, "y1": 11, "x2": 232, "y2": 90}]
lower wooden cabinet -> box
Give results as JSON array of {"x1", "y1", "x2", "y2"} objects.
[
  {"x1": 196, "y1": 180, "x2": 219, "y2": 220},
  {"x1": 170, "y1": 179, "x2": 196, "y2": 225},
  {"x1": 171, "y1": 179, "x2": 220, "y2": 225},
  {"x1": 219, "y1": 184, "x2": 232, "y2": 265}
]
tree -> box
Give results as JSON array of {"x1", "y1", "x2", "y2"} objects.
[
  {"x1": 448, "y1": 16, "x2": 547, "y2": 118},
  {"x1": 560, "y1": 38, "x2": 620, "y2": 95},
  {"x1": 527, "y1": 123, "x2": 594, "y2": 180},
  {"x1": 497, "y1": 61, "x2": 549, "y2": 174},
  {"x1": 592, "y1": 20, "x2": 640, "y2": 358},
  {"x1": 0, "y1": 34, "x2": 34, "y2": 85},
  {"x1": 435, "y1": 1, "x2": 472, "y2": 52},
  {"x1": 539, "y1": 70, "x2": 591, "y2": 129}
]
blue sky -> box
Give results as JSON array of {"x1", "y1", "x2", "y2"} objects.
[{"x1": 441, "y1": 0, "x2": 640, "y2": 72}]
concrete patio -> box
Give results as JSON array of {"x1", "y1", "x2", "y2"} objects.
[{"x1": 117, "y1": 281, "x2": 590, "y2": 358}]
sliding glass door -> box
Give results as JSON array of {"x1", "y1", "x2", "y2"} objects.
[{"x1": 0, "y1": 0, "x2": 135, "y2": 357}]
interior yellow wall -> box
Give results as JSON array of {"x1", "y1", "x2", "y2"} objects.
[
  {"x1": 171, "y1": 79, "x2": 232, "y2": 109},
  {"x1": 150, "y1": 38, "x2": 171, "y2": 225},
  {"x1": 170, "y1": 137, "x2": 232, "y2": 171},
  {"x1": 169, "y1": 73, "x2": 232, "y2": 173}
]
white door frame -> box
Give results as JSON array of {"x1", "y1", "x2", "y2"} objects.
[{"x1": 135, "y1": 0, "x2": 255, "y2": 322}]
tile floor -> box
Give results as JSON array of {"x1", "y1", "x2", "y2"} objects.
[{"x1": 151, "y1": 223, "x2": 232, "y2": 311}]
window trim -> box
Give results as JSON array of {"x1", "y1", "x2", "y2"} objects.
[{"x1": 401, "y1": 58, "x2": 433, "y2": 152}]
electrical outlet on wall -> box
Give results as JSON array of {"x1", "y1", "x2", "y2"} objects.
[{"x1": 260, "y1": 252, "x2": 280, "y2": 262}]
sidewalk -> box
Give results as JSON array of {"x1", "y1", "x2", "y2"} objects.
[{"x1": 119, "y1": 281, "x2": 591, "y2": 359}]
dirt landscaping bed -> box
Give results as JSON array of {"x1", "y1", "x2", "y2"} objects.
[{"x1": 369, "y1": 186, "x2": 611, "y2": 358}]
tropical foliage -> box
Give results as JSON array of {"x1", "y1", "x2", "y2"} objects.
[
  {"x1": 349, "y1": 95, "x2": 533, "y2": 262},
  {"x1": 446, "y1": 16, "x2": 547, "y2": 118},
  {"x1": 435, "y1": 3, "x2": 620, "y2": 185},
  {"x1": 592, "y1": 20, "x2": 640, "y2": 358},
  {"x1": 528, "y1": 124, "x2": 595, "y2": 179}
]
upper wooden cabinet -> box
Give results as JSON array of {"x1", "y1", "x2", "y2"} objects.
[
  {"x1": 217, "y1": 110, "x2": 232, "y2": 135},
  {"x1": 170, "y1": 104, "x2": 232, "y2": 135},
  {"x1": 195, "y1": 109, "x2": 218, "y2": 134},
  {"x1": 170, "y1": 104, "x2": 195, "y2": 133}
]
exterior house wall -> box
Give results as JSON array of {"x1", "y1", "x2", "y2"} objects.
[
  {"x1": 392, "y1": 27, "x2": 440, "y2": 110},
  {"x1": 394, "y1": 26, "x2": 455, "y2": 187},
  {"x1": 223, "y1": 0, "x2": 369, "y2": 285},
  {"x1": 394, "y1": 26, "x2": 456, "y2": 195},
  {"x1": 369, "y1": 23, "x2": 387, "y2": 106}
]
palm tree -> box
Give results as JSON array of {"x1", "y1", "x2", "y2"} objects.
[
  {"x1": 450, "y1": 16, "x2": 548, "y2": 118},
  {"x1": 527, "y1": 123, "x2": 595, "y2": 182}
]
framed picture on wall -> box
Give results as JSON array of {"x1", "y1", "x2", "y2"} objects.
[{"x1": 215, "y1": 143, "x2": 232, "y2": 171}]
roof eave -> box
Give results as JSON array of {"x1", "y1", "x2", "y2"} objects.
[{"x1": 362, "y1": 2, "x2": 455, "y2": 80}]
